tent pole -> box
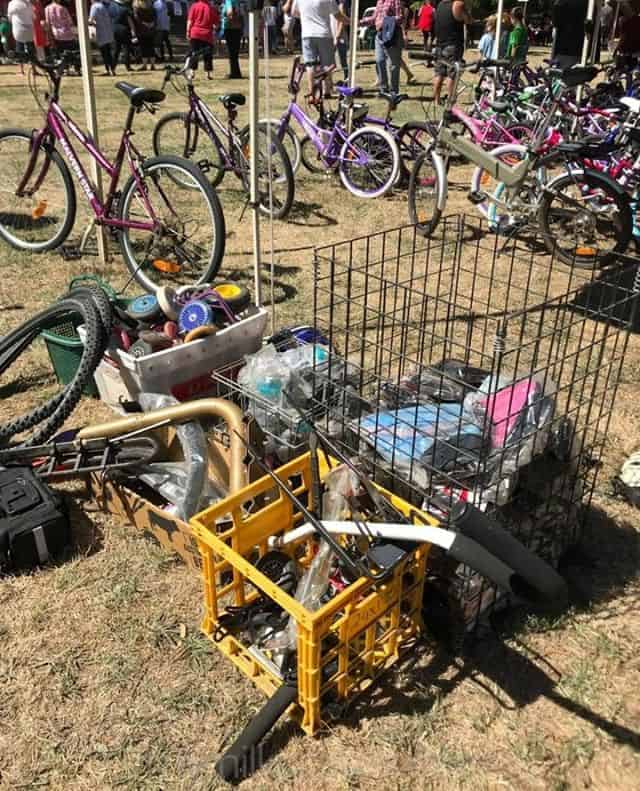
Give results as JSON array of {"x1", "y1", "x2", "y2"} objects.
[
  {"x1": 75, "y1": 0, "x2": 108, "y2": 265},
  {"x1": 493, "y1": 0, "x2": 504, "y2": 59},
  {"x1": 249, "y1": 9, "x2": 263, "y2": 307},
  {"x1": 574, "y1": 0, "x2": 596, "y2": 125}
]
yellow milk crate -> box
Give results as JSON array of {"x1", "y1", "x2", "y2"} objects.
[{"x1": 190, "y1": 451, "x2": 436, "y2": 736}]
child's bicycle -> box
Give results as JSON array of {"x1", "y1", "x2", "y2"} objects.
[
  {"x1": 265, "y1": 57, "x2": 400, "y2": 199},
  {"x1": 152, "y1": 54, "x2": 294, "y2": 220},
  {"x1": 0, "y1": 53, "x2": 226, "y2": 292}
]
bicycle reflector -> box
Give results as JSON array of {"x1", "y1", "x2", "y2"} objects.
[
  {"x1": 32, "y1": 200, "x2": 47, "y2": 219},
  {"x1": 152, "y1": 259, "x2": 181, "y2": 273},
  {"x1": 575, "y1": 246, "x2": 597, "y2": 257}
]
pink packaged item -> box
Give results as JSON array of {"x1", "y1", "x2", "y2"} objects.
[{"x1": 481, "y1": 377, "x2": 542, "y2": 448}]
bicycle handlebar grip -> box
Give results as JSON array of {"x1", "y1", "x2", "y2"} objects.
[
  {"x1": 215, "y1": 683, "x2": 298, "y2": 782},
  {"x1": 449, "y1": 502, "x2": 568, "y2": 605}
]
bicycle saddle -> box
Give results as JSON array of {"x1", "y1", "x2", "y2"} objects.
[
  {"x1": 115, "y1": 82, "x2": 166, "y2": 106},
  {"x1": 550, "y1": 65, "x2": 598, "y2": 88},
  {"x1": 336, "y1": 83, "x2": 363, "y2": 98},
  {"x1": 219, "y1": 93, "x2": 246, "y2": 108},
  {"x1": 380, "y1": 92, "x2": 409, "y2": 108},
  {"x1": 620, "y1": 96, "x2": 640, "y2": 115},
  {"x1": 490, "y1": 99, "x2": 509, "y2": 113}
]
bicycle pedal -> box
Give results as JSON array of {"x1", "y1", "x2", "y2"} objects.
[
  {"x1": 467, "y1": 190, "x2": 487, "y2": 205},
  {"x1": 60, "y1": 245, "x2": 82, "y2": 261}
]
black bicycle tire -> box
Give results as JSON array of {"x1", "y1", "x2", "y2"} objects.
[
  {"x1": 0, "y1": 297, "x2": 103, "y2": 447},
  {"x1": 117, "y1": 154, "x2": 226, "y2": 291},
  {"x1": 0, "y1": 128, "x2": 77, "y2": 252},
  {"x1": 407, "y1": 150, "x2": 442, "y2": 237},
  {"x1": 452, "y1": 504, "x2": 568, "y2": 605},
  {"x1": 152, "y1": 112, "x2": 226, "y2": 189},
  {"x1": 396, "y1": 121, "x2": 434, "y2": 177},
  {"x1": 237, "y1": 126, "x2": 295, "y2": 219},
  {"x1": 538, "y1": 169, "x2": 633, "y2": 269},
  {"x1": 64, "y1": 285, "x2": 113, "y2": 343}
]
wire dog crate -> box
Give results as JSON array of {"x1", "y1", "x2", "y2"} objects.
[{"x1": 308, "y1": 215, "x2": 640, "y2": 634}]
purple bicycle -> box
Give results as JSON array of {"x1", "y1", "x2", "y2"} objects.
[
  {"x1": 0, "y1": 54, "x2": 226, "y2": 293},
  {"x1": 269, "y1": 57, "x2": 399, "y2": 199}
]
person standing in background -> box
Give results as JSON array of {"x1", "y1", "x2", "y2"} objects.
[
  {"x1": 32, "y1": 0, "x2": 49, "y2": 60},
  {"x1": 551, "y1": 0, "x2": 588, "y2": 67},
  {"x1": 89, "y1": 0, "x2": 116, "y2": 74},
  {"x1": 507, "y1": 6, "x2": 527, "y2": 63},
  {"x1": 154, "y1": 0, "x2": 173, "y2": 61},
  {"x1": 432, "y1": 0, "x2": 471, "y2": 104},
  {"x1": 7, "y1": 0, "x2": 34, "y2": 70},
  {"x1": 111, "y1": 0, "x2": 137, "y2": 71},
  {"x1": 133, "y1": 0, "x2": 156, "y2": 69},
  {"x1": 221, "y1": 0, "x2": 243, "y2": 78},
  {"x1": 417, "y1": 0, "x2": 434, "y2": 52},
  {"x1": 44, "y1": 0, "x2": 78, "y2": 67},
  {"x1": 477, "y1": 14, "x2": 496, "y2": 58},
  {"x1": 374, "y1": 0, "x2": 405, "y2": 96},
  {"x1": 263, "y1": 1, "x2": 278, "y2": 53},
  {"x1": 187, "y1": 0, "x2": 216, "y2": 77},
  {"x1": 332, "y1": 1, "x2": 349, "y2": 81}
]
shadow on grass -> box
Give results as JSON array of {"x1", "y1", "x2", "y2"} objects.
[{"x1": 286, "y1": 200, "x2": 338, "y2": 227}]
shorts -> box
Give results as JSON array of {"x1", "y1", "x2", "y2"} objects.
[
  {"x1": 301, "y1": 36, "x2": 334, "y2": 68},
  {"x1": 15, "y1": 40, "x2": 35, "y2": 59},
  {"x1": 434, "y1": 44, "x2": 463, "y2": 77}
]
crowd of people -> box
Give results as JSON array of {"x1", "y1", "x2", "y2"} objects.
[{"x1": 1, "y1": 0, "x2": 640, "y2": 89}]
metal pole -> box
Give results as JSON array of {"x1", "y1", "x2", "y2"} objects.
[
  {"x1": 75, "y1": 0, "x2": 108, "y2": 265},
  {"x1": 348, "y1": 0, "x2": 359, "y2": 89},
  {"x1": 249, "y1": 10, "x2": 263, "y2": 307},
  {"x1": 493, "y1": 0, "x2": 504, "y2": 59},
  {"x1": 575, "y1": 0, "x2": 596, "y2": 115}
]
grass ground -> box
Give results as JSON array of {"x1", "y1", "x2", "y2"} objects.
[{"x1": 0, "y1": 42, "x2": 639, "y2": 790}]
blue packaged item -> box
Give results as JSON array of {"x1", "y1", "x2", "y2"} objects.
[{"x1": 357, "y1": 403, "x2": 484, "y2": 475}]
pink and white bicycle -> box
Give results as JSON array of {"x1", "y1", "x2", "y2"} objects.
[{"x1": 0, "y1": 54, "x2": 226, "y2": 292}]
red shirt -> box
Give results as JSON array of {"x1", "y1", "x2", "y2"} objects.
[
  {"x1": 417, "y1": 3, "x2": 434, "y2": 32},
  {"x1": 188, "y1": 0, "x2": 217, "y2": 44}
]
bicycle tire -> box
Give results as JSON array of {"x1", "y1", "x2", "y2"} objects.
[
  {"x1": 117, "y1": 154, "x2": 226, "y2": 292},
  {"x1": 0, "y1": 297, "x2": 103, "y2": 447},
  {"x1": 255, "y1": 119, "x2": 302, "y2": 174},
  {"x1": 236, "y1": 126, "x2": 295, "y2": 220},
  {"x1": 339, "y1": 125, "x2": 400, "y2": 199},
  {"x1": 0, "y1": 128, "x2": 76, "y2": 252},
  {"x1": 407, "y1": 149, "x2": 444, "y2": 236},
  {"x1": 152, "y1": 112, "x2": 226, "y2": 189},
  {"x1": 395, "y1": 121, "x2": 434, "y2": 180},
  {"x1": 300, "y1": 135, "x2": 330, "y2": 174},
  {"x1": 538, "y1": 169, "x2": 632, "y2": 268},
  {"x1": 64, "y1": 285, "x2": 113, "y2": 343}
]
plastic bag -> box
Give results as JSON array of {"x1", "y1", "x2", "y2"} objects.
[{"x1": 138, "y1": 392, "x2": 209, "y2": 521}]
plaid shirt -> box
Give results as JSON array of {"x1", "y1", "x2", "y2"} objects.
[{"x1": 374, "y1": 0, "x2": 403, "y2": 31}]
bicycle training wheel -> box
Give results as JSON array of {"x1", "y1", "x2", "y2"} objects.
[
  {"x1": 152, "y1": 112, "x2": 226, "y2": 188},
  {"x1": 236, "y1": 127, "x2": 295, "y2": 220},
  {"x1": 118, "y1": 154, "x2": 226, "y2": 292},
  {"x1": 0, "y1": 128, "x2": 76, "y2": 252},
  {"x1": 407, "y1": 150, "x2": 444, "y2": 237},
  {"x1": 538, "y1": 170, "x2": 632, "y2": 268},
  {"x1": 339, "y1": 125, "x2": 400, "y2": 199}
]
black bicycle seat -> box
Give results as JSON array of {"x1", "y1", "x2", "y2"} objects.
[
  {"x1": 550, "y1": 65, "x2": 598, "y2": 88},
  {"x1": 380, "y1": 92, "x2": 409, "y2": 108},
  {"x1": 115, "y1": 82, "x2": 166, "y2": 106},
  {"x1": 490, "y1": 99, "x2": 509, "y2": 113},
  {"x1": 219, "y1": 93, "x2": 246, "y2": 108}
]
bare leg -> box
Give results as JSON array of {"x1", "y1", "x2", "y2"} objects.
[
  {"x1": 400, "y1": 57, "x2": 415, "y2": 82},
  {"x1": 306, "y1": 65, "x2": 315, "y2": 96},
  {"x1": 433, "y1": 74, "x2": 443, "y2": 104}
]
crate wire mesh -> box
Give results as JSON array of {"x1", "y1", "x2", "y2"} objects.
[{"x1": 308, "y1": 215, "x2": 640, "y2": 632}]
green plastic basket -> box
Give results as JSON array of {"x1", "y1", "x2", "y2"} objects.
[{"x1": 41, "y1": 317, "x2": 99, "y2": 398}]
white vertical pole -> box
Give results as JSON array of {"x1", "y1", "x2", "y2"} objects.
[
  {"x1": 493, "y1": 0, "x2": 504, "y2": 59},
  {"x1": 348, "y1": 0, "x2": 360, "y2": 89},
  {"x1": 575, "y1": 0, "x2": 596, "y2": 116},
  {"x1": 75, "y1": 0, "x2": 108, "y2": 265},
  {"x1": 249, "y1": 10, "x2": 263, "y2": 307}
]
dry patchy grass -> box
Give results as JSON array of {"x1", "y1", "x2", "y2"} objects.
[{"x1": 0, "y1": 43, "x2": 639, "y2": 790}]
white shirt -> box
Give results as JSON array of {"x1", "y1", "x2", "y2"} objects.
[
  {"x1": 7, "y1": 0, "x2": 33, "y2": 43},
  {"x1": 293, "y1": 0, "x2": 338, "y2": 39}
]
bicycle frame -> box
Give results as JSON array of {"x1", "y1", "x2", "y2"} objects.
[
  {"x1": 280, "y1": 101, "x2": 352, "y2": 166},
  {"x1": 450, "y1": 105, "x2": 524, "y2": 148},
  {"x1": 181, "y1": 87, "x2": 243, "y2": 174},
  {"x1": 19, "y1": 99, "x2": 156, "y2": 231}
]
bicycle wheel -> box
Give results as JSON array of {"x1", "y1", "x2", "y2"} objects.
[
  {"x1": 339, "y1": 125, "x2": 400, "y2": 199},
  {"x1": 117, "y1": 155, "x2": 226, "y2": 292},
  {"x1": 396, "y1": 121, "x2": 434, "y2": 179},
  {"x1": 470, "y1": 143, "x2": 528, "y2": 227},
  {"x1": 152, "y1": 112, "x2": 226, "y2": 189},
  {"x1": 300, "y1": 135, "x2": 331, "y2": 174},
  {"x1": 407, "y1": 150, "x2": 444, "y2": 236},
  {"x1": 257, "y1": 119, "x2": 301, "y2": 174},
  {"x1": 0, "y1": 128, "x2": 76, "y2": 252},
  {"x1": 236, "y1": 127, "x2": 295, "y2": 220},
  {"x1": 538, "y1": 169, "x2": 632, "y2": 268}
]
